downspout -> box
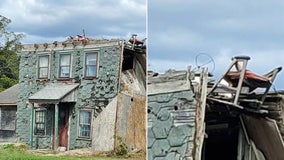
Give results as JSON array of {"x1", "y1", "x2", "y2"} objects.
[{"x1": 29, "y1": 103, "x2": 34, "y2": 148}]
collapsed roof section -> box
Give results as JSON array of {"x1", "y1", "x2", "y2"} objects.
[
  {"x1": 122, "y1": 34, "x2": 146, "y2": 72},
  {"x1": 205, "y1": 55, "x2": 284, "y2": 160},
  {"x1": 148, "y1": 55, "x2": 284, "y2": 159},
  {"x1": 18, "y1": 34, "x2": 146, "y2": 55},
  {"x1": 207, "y1": 55, "x2": 282, "y2": 114}
]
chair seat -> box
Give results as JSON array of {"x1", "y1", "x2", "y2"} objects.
[{"x1": 225, "y1": 70, "x2": 271, "y2": 91}]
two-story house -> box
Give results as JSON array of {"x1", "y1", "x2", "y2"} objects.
[{"x1": 17, "y1": 35, "x2": 146, "y2": 151}]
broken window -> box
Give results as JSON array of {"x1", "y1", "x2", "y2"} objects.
[
  {"x1": 85, "y1": 52, "x2": 97, "y2": 78},
  {"x1": 59, "y1": 54, "x2": 71, "y2": 78},
  {"x1": 38, "y1": 55, "x2": 49, "y2": 79},
  {"x1": 34, "y1": 109, "x2": 46, "y2": 136},
  {"x1": 78, "y1": 110, "x2": 91, "y2": 138}
]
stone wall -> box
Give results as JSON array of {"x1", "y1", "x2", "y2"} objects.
[
  {"x1": 148, "y1": 90, "x2": 196, "y2": 160},
  {"x1": 17, "y1": 41, "x2": 121, "y2": 149}
]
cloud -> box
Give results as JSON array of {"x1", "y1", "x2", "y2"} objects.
[
  {"x1": 149, "y1": 0, "x2": 284, "y2": 88},
  {"x1": 0, "y1": 0, "x2": 146, "y2": 43}
]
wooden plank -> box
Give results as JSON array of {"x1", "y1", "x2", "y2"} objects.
[
  {"x1": 193, "y1": 68, "x2": 208, "y2": 160},
  {"x1": 243, "y1": 115, "x2": 284, "y2": 160}
]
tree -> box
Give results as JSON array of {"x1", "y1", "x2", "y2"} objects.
[{"x1": 0, "y1": 15, "x2": 23, "y2": 91}]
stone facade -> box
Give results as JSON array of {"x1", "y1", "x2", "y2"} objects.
[
  {"x1": 148, "y1": 90, "x2": 196, "y2": 160},
  {"x1": 147, "y1": 71, "x2": 197, "y2": 160},
  {"x1": 17, "y1": 40, "x2": 122, "y2": 149}
]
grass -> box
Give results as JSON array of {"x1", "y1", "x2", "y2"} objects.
[{"x1": 0, "y1": 144, "x2": 145, "y2": 160}]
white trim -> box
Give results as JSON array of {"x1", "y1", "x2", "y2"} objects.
[
  {"x1": 37, "y1": 53, "x2": 51, "y2": 79},
  {"x1": 58, "y1": 53, "x2": 73, "y2": 78},
  {"x1": 77, "y1": 109, "x2": 93, "y2": 139},
  {"x1": 84, "y1": 51, "x2": 99, "y2": 78}
]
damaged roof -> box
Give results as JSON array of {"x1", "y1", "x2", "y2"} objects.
[
  {"x1": 148, "y1": 70, "x2": 193, "y2": 95},
  {"x1": 19, "y1": 38, "x2": 123, "y2": 52}
]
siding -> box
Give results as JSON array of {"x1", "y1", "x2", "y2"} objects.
[{"x1": 148, "y1": 88, "x2": 196, "y2": 160}]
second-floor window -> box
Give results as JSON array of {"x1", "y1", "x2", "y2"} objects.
[
  {"x1": 85, "y1": 52, "x2": 98, "y2": 78},
  {"x1": 59, "y1": 54, "x2": 71, "y2": 78},
  {"x1": 38, "y1": 55, "x2": 49, "y2": 79}
]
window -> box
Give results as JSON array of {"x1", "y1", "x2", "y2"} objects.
[
  {"x1": 78, "y1": 110, "x2": 91, "y2": 138},
  {"x1": 38, "y1": 55, "x2": 49, "y2": 79},
  {"x1": 0, "y1": 107, "x2": 16, "y2": 130},
  {"x1": 85, "y1": 52, "x2": 97, "y2": 78},
  {"x1": 59, "y1": 54, "x2": 71, "y2": 78},
  {"x1": 34, "y1": 109, "x2": 46, "y2": 136}
]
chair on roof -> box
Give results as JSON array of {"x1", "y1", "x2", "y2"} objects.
[{"x1": 208, "y1": 56, "x2": 282, "y2": 107}]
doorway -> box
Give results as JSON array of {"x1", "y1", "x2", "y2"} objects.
[
  {"x1": 202, "y1": 111, "x2": 240, "y2": 160},
  {"x1": 58, "y1": 103, "x2": 69, "y2": 148}
]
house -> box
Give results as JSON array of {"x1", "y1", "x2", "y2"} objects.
[
  {"x1": 148, "y1": 56, "x2": 284, "y2": 160},
  {"x1": 0, "y1": 84, "x2": 18, "y2": 142},
  {"x1": 17, "y1": 35, "x2": 146, "y2": 152}
]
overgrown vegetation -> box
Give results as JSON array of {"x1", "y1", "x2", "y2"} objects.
[
  {"x1": 0, "y1": 15, "x2": 23, "y2": 91},
  {"x1": 112, "y1": 136, "x2": 129, "y2": 157},
  {"x1": 0, "y1": 143, "x2": 145, "y2": 160}
]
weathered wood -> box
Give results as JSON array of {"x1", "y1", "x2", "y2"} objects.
[{"x1": 193, "y1": 68, "x2": 208, "y2": 160}]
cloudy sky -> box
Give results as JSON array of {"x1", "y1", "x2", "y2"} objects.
[
  {"x1": 0, "y1": 0, "x2": 146, "y2": 44},
  {"x1": 149, "y1": 0, "x2": 284, "y2": 89}
]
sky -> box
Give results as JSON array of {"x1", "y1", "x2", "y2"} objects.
[
  {"x1": 148, "y1": 0, "x2": 284, "y2": 89},
  {"x1": 0, "y1": 0, "x2": 146, "y2": 44},
  {"x1": 1, "y1": 0, "x2": 284, "y2": 89}
]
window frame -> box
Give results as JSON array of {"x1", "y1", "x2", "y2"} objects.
[
  {"x1": 78, "y1": 110, "x2": 92, "y2": 139},
  {"x1": 84, "y1": 52, "x2": 98, "y2": 79},
  {"x1": 34, "y1": 109, "x2": 46, "y2": 136},
  {"x1": 59, "y1": 53, "x2": 72, "y2": 79},
  {"x1": 38, "y1": 54, "x2": 50, "y2": 79}
]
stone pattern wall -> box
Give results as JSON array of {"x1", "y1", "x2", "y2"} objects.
[
  {"x1": 148, "y1": 90, "x2": 196, "y2": 160},
  {"x1": 17, "y1": 43, "x2": 121, "y2": 149},
  {"x1": 17, "y1": 50, "x2": 39, "y2": 143}
]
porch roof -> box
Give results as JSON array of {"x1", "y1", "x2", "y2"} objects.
[{"x1": 29, "y1": 83, "x2": 79, "y2": 103}]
